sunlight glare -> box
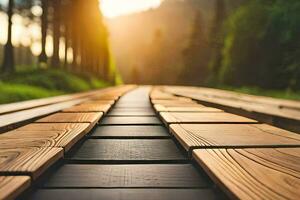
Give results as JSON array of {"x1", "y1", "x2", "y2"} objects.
[{"x1": 100, "y1": 0, "x2": 162, "y2": 18}]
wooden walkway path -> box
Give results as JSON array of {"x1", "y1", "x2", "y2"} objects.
[{"x1": 0, "y1": 86, "x2": 299, "y2": 200}]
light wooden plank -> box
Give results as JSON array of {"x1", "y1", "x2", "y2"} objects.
[
  {"x1": 152, "y1": 99, "x2": 195, "y2": 104},
  {"x1": 160, "y1": 112, "x2": 257, "y2": 124},
  {"x1": 0, "y1": 99, "x2": 85, "y2": 130},
  {"x1": 0, "y1": 147, "x2": 63, "y2": 179},
  {"x1": 90, "y1": 125, "x2": 169, "y2": 138},
  {"x1": 29, "y1": 189, "x2": 219, "y2": 200},
  {"x1": 0, "y1": 123, "x2": 91, "y2": 151},
  {"x1": 154, "y1": 105, "x2": 222, "y2": 112},
  {"x1": 170, "y1": 124, "x2": 300, "y2": 151},
  {"x1": 43, "y1": 164, "x2": 210, "y2": 188},
  {"x1": 62, "y1": 104, "x2": 111, "y2": 113},
  {"x1": 37, "y1": 112, "x2": 102, "y2": 126},
  {"x1": 0, "y1": 176, "x2": 31, "y2": 200},
  {"x1": 107, "y1": 110, "x2": 156, "y2": 116},
  {"x1": 193, "y1": 148, "x2": 300, "y2": 200},
  {"x1": 101, "y1": 117, "x2": 162, "y2": 125},
  {"x1": 82, "y1": 100, "x2": 115, "y2": 105},
  {"x1": 70, "y1": 139, "x2": 187, "y2": 161}
]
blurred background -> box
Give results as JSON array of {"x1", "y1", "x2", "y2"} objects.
[{"x1": 0, "y1": 0, "x2": 299, "y2": 103}]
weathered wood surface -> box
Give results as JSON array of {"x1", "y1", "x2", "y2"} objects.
[
  {"x1": 193, "y1": 148, "x2": 300, "y2": 200},
  {"x1": 160, "y1": 112, "x2": 257, "y2": 124},
  {"x1": 0, "y1": 176, "x2": 31, "y2": 200},
  {"x1": 90, "y1": 125, "x2": 169, "y2": 138},
  {"x1": 62, "y1": 104, "x2": 111, "y2": 113},
  {"x1": 30, "y1": 189, "x2": 219, "y2": 200},
  {"x1": 70, "y1": 139, "x2": 186, "y2": 161},
  {"x1": 0, "y1": 123, "x2": 91, "y2": 151},
  {"x1": 101, "y1": 116, "x2": 162, "y2": 125},
  {"x1": 43, "y1": 164, "x2": 209, "y2": 188},
  {"x1": 0, "y1": 99, "x2": 84, "y2": 131},
  {"x1": 170, "y1": 124, "x2": 300, "y2": 151},
  {"x1": 37, "y1": 112, "x2": 102, "y2": 125},
  {"x1": 154, "y1": 105, "x2": 222, "y2": 112},
  {"x1": 162, "y1": 86, "x2": 300, "y2": 121},
  {"x1": 0, "y1": 147, "x2": 63, "y2": 179}
]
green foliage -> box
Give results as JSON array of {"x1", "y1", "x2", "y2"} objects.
[
  {"x1": 0, "y1": 67, "x2": 111, "y2": 104},
  {"x1": 0, "y1": 81, "x2": 62, "y2": 104},
  {"x1": 219, "y1": 0, "x2": 300, "y2": 90}
]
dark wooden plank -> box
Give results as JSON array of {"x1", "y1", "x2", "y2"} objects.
[
  {"x1": 0, "y1": 176, "x2": 31, "y2": 200},
  {"x1": 43, "y1": 164, "x2": 210, "y2": 188},
  {"x1": 170, "y1": 124, "x2": 300, "y2": 151},
  {"x1": 62, "y1": 104, "x2": 111, "y2": 113},
  {"x1": 29, "y1": 189, "x2": 220, "y2": 200},
  {"x1": 90, "y1": 125, "x2": 169, "y2": 138},
  {"x1": 0, "y1": 147, "x2": 63, "y2": 179},
  {"x1": 160, "y1": 112, "x2": 257, "y2": 124},
  {"x1": 154, "y1": 105, "x2": 222, "y2": 112},
  {"x1": 101, "y1": 117, "x2": 162, "y2": 125},
  {"x1": 1, "y1": 123, "x2": 92, "y2": 151},
  {"x1": 193, "y1": 148, "x2": 300, "y2": 200},
  {"x1": 69, "y1": 139, "x2": 186, "y2": 161},
  {"x1": 107, "y1": 110, "x2": 156, "y2": 116},
  {"x1": 37, "y1": 113, "x2": 102, "y2": 125}
]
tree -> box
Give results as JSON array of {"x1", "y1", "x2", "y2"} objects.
[
  {"x1": 208, "y1": 0, "x2": 226, "y2": 84},
  {"x1": 39, "y1": 0, "x2": 48, "y2": 64},
  {"x1": 181, "y1": 10, "x2": 210, "y2": 85},
  {"x1": 51, "y1": 0, "x2": 61, "y2": 68},
  {"x1": 2, "y1": 0, "x2": 15, "y2": 73}
]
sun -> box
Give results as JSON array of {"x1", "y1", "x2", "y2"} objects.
[{"x1": 100, "y1": 0, "x2": 162, "y2": 18}]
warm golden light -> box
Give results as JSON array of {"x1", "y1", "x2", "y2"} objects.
[{"x1": 100, "y1": 0, "x2": 161, "y2": 18}]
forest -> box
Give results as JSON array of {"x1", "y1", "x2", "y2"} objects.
[{"x1": 0, "y1": 0, "x2": 300, "y2": 103}]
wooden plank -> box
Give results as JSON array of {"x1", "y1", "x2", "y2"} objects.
[
  {"x1": 0, "y1": 123, "x2": 91, "y2": 151},
  {"x1": 70, "y1": 139, "x2": 187, "y2": 161},
  {"x1": 0, "y1": 147, "x2": 63, "y2": 179},
  {"x1": 101, "y1": 117, "x2": 162, "y2": 125},
  {"x1": 193, "y1": 148, "x2": 300, "y2": 200},
  {"x1": 154, "y1": 105, "x2": 223, "y2": 112},
  {"x1": 170, "y1": 124, "x2": 300, "y2": 151},
  {"x1": 0, "y1": 176, "x2": 31, "y2": 200},
  {"x1": 107, "y1": 110, "x2": 156, "y2": 116},
  {"x1": 62, "y1": 104, "x2": 111, "y2": 113},
  {"x1": 29, "y1": 189, "x2": 219, "y2": 200},
  {"x1": 160, "y1": 112, "x2": 257, "y2": 124},
  {"x1": 82, "y1": 100, "x2": 115, "y2": 105},
  {"x1": 152, "y1": 99, "x2": 195, "y2": 104},
  {"x1": 37, "y1": 113, "x2": 102, "y2": 126},
  {"x1": 0, "y1": 99, "x2": 85, "y2": 131},
  {"x1": 43, "y1": 164, "x2": 210, "y2": 188},
  {"x1": 90, "y1": 125, "x2": 169, "y2": 138}
]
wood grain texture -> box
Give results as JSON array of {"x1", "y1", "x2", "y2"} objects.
[
  {"x1": 193, "y1": 148, "x2": 300, "y2": 200},
  {"x1": 90, "y1": 125, "x2": 169, "y2": 138},
  {"x1": 83, "y1": 100, "x2": 115, "y2": 105},
  {"x1": 43, "y1": 164, "x2": 210, "y2": 188},
  {"x1": 29, "y1": 189, "x2": 219, "y2": 200},
  {"x1": 170, "y1": 124, "x2": 300, "y2": 151},
  {"x1": 160, "y1": 112, "x2": 257, "y2": 124},
  {"x1": 0, "y1": 147, "x2": 63, "y2": 179},
  {"x1": 152, "y1": 99, "x2": 195, "y2": 104},
  {"x1": 1, "y1": 123, "x2": 91, "y2": 151},
  {"x1": 70, "y1": 139, "x2": 186, "y2": 161},
  {"x1": 154, "y1": 105, "x2": 222, "y2": 112},
  {"x1": 63, "y1": 104, "x2": 111, "y2": 113},
  {"x1": 0, "y1": 99, "x2": 85, "y2": 130},
  {"x1": 37, "y1": 112, "x2": 102, "y2": 125},
  {"x1": 101, "y1": 117, "x2": 162, "y2": 125},
  {"x1": 0, "y1": 176, "x2": 31, "y2": 200}
]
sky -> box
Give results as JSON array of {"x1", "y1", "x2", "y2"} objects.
[{"x1": 100, "y1": 0, "x2": 162, "y2": 18}]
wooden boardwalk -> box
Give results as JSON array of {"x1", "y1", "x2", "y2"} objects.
[{"x1": 0, "y1": 86, "x2": 299, "y2": 200}]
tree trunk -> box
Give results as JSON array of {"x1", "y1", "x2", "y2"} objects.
[
  {"x1": 51, "y1": 0, "x2": 61, "y2": 68},
  {"x1": 39, "y1": 0, "x2": 48, "y2": 64},
  {"x1": 2, "y1": 0, "x2": 15, "y2": 73}
]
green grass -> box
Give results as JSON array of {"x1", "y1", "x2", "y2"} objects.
[
  {"x1": 0, "y1": 67, "x2": 112, "y2": 104},
  {"x1": 216, "y1": 85, "x2": 300, "y2": 100}
]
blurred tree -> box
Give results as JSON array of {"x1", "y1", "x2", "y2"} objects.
[
  {"x1": 2, "y1": 0, "x2": 15, "y2": 73},
  {"x1": 51, "y1": 0, "x2": 61, "y2": 68},
  {"x1": 181, "y1": 10, "x2": 209, "y2": 85},
  {"x1": 39, "y1": 0, "x2": 48, "y2": 64}
]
